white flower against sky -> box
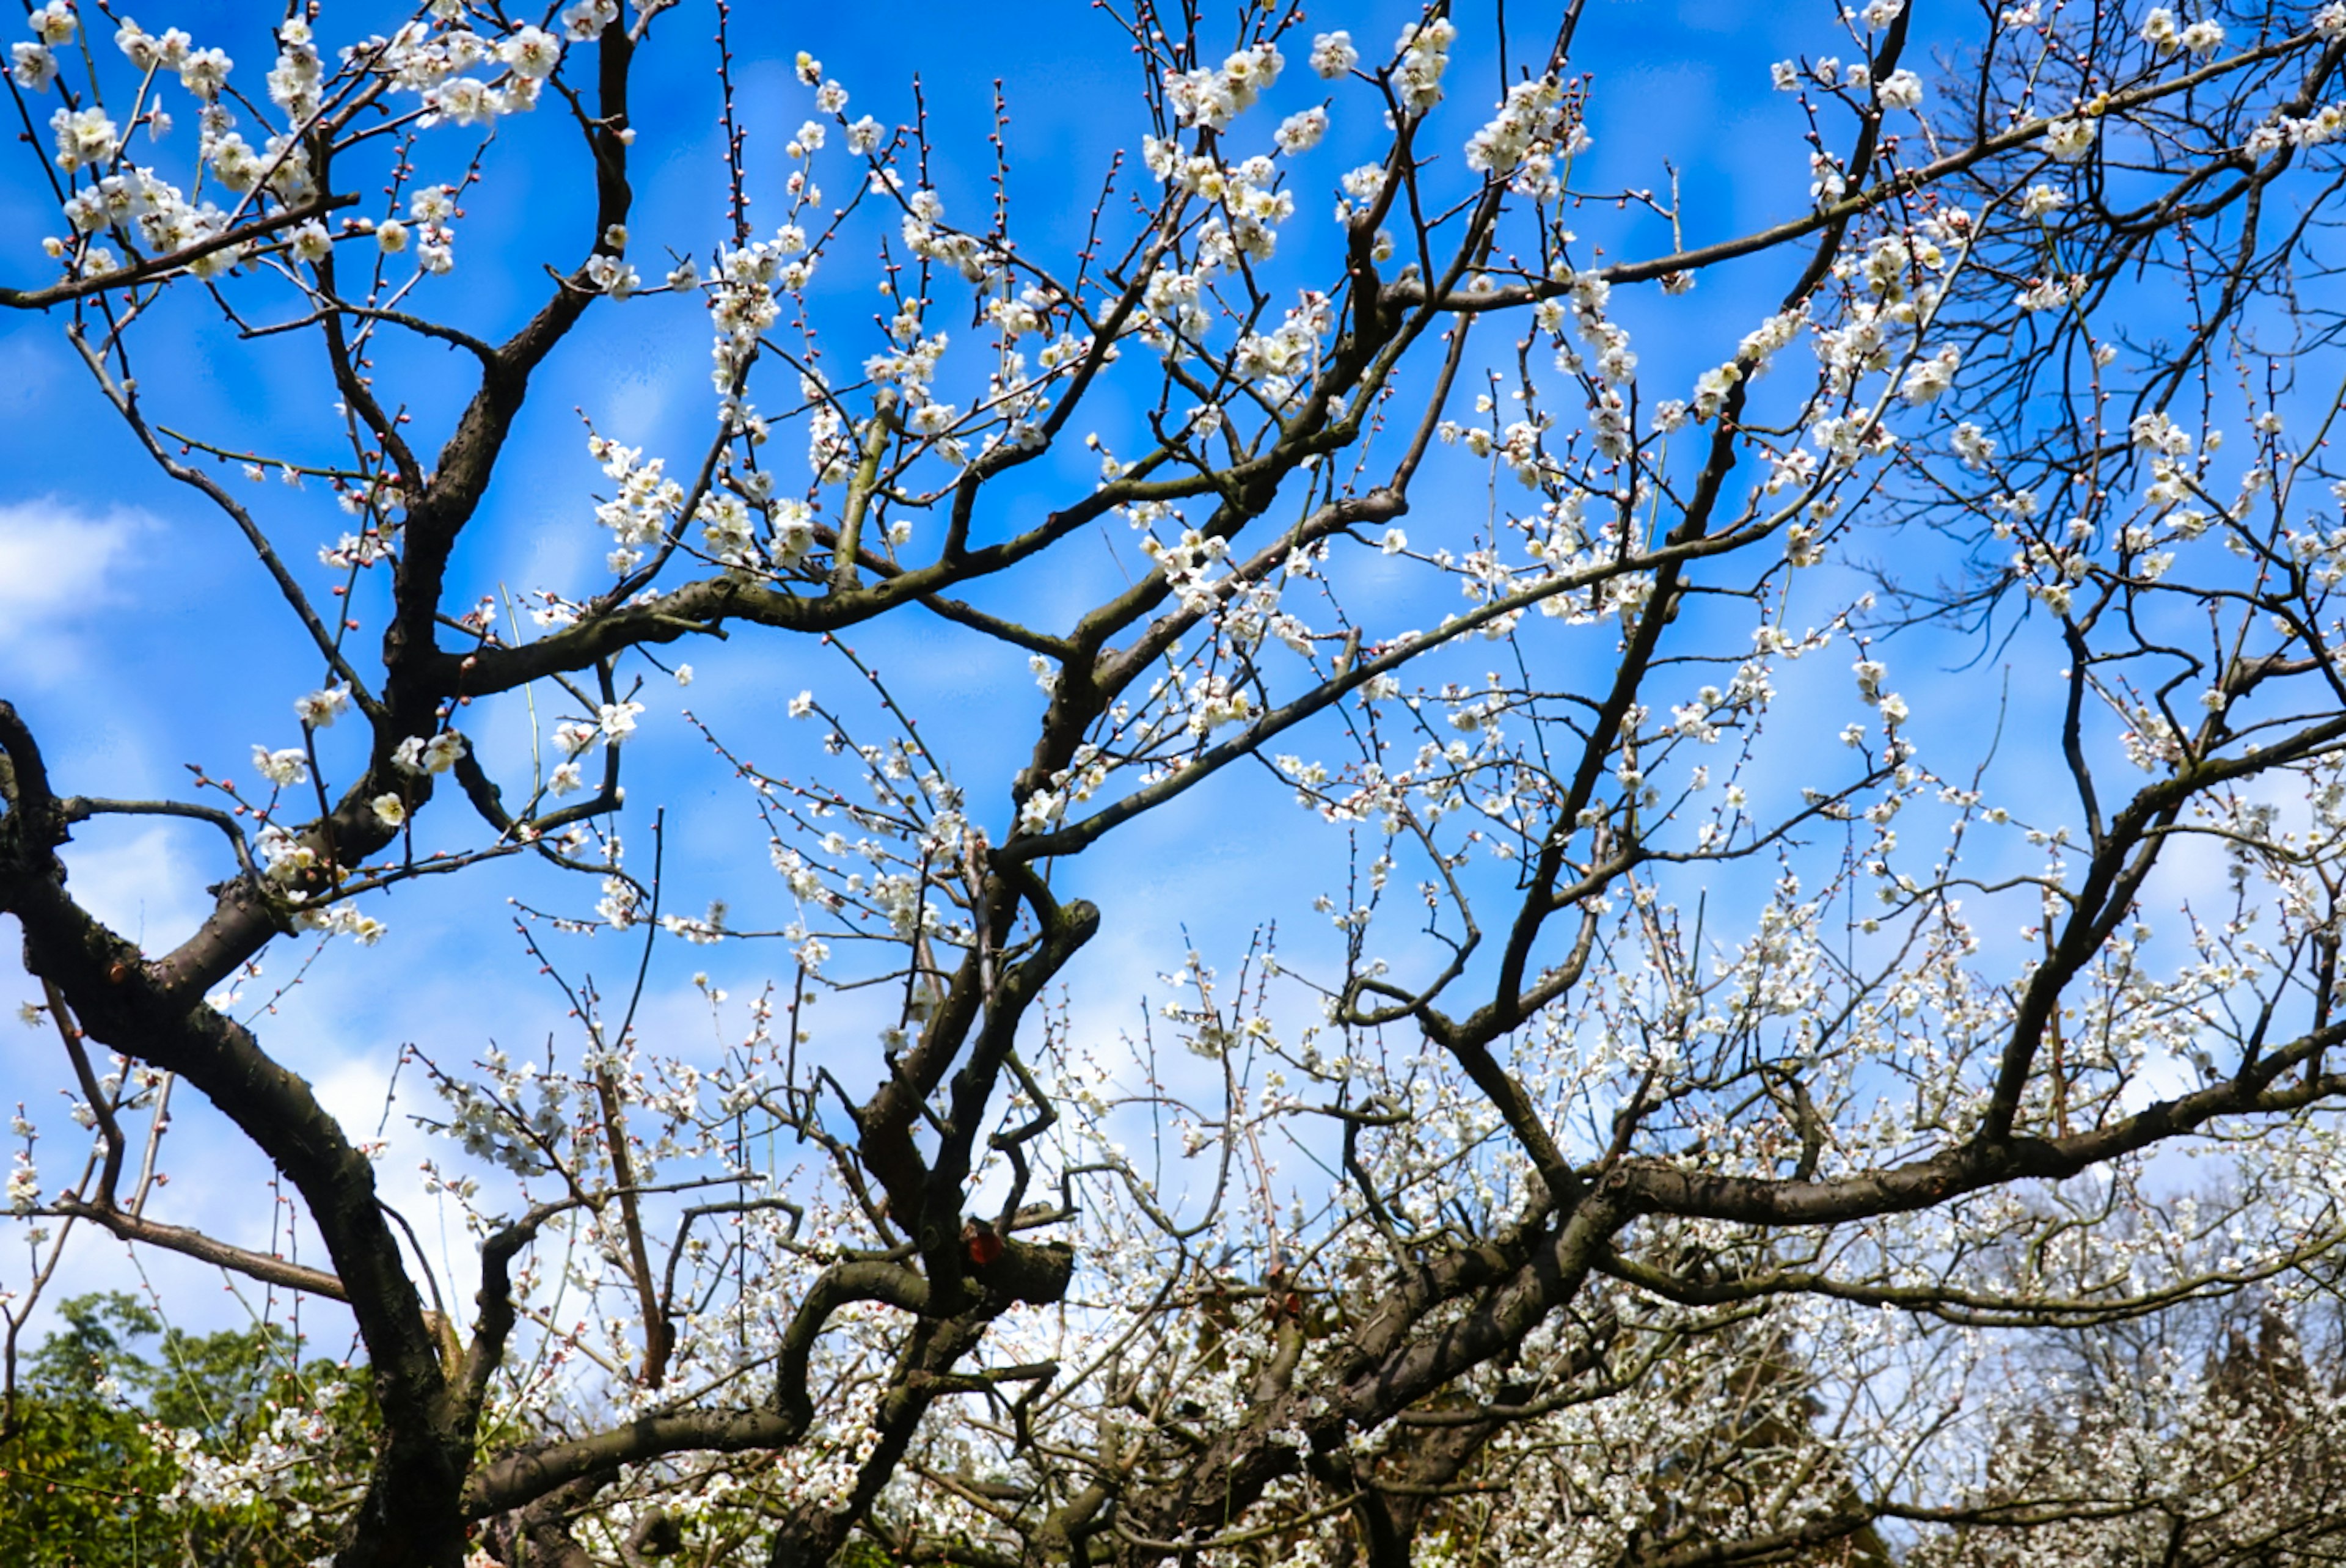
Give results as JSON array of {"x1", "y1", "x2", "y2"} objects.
[
  {"x1": 2043, "y1": 115, "x2": 2097, "y2": 162},
  {"x1": 1309, "y1": 31, "x2": 1357, "y2": 78},
  {"x1": 251, "y1": 745, "x2": 310, "y2": 788},
  {"x1": 294, "y1": 687, "x2": 350, "y2": 728}
]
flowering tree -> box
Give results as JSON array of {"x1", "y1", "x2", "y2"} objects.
[
  {"x1": 0, "y1": 1291, "x2": 378, "y2": 1564},
  {"x1": 1911, "y1": 1293, "x2": 2346, "y2": 1567},
  {"x1": 9, "y1": 0, "x2": 2346, "y2": 1564}
]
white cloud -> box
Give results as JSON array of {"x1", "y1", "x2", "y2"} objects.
[
  {"x1": 0, "y1": 495, "x2": 143, "y2": 621},
  {"x1": 0, "y1": 496, "x2": 149, "y2": 687},
  {"x1": 27, "y1": 821, "x2": 213, "y2": 957},
  {"x1": 56, "y1": 823, "x2": 213, "y2": 955}
]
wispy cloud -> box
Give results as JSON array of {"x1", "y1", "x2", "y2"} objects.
[
  {"x1": 0, "y1": 495, "x2": 142, "y2": 616},
  {"x1": 0, "y1": 495, "x2": 147, "y2": 685}
]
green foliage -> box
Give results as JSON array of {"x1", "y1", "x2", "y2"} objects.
[{"x1": 0, "y1": 1293, "x2": 376, "y2": 1567}]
